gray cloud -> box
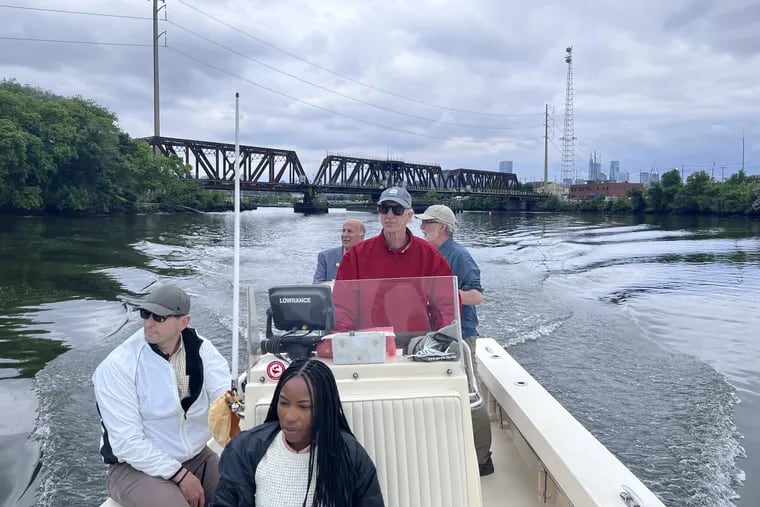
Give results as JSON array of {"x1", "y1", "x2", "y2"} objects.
[{"x1": 1, "y1": 0, "x2": 758, "y2": 182}]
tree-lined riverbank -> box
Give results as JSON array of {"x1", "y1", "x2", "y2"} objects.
[
  {"x1": 0, "y1": 80, "x2": 230, "y2": 214},
  {"x1": 3, "y1": 81, "x2": 759, "y2": 217},
  {"x1": 540, "y1": 169, "x2": 760, "y2": 215}
]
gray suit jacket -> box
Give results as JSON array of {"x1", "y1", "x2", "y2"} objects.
[{"x1": 313, "y1": 245, "x2": 345, "y2": 283}]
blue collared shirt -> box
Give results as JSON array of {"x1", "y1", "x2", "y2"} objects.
[{"x1": 438, "y1": 238, "x2": 482, "y2": 339}]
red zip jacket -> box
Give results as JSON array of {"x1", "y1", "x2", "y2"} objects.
[{"x1": 333, "y1": 230, "x2": 455, "y2": 334}]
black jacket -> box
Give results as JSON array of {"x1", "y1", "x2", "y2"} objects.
[{"x1": 214, "y1": 421, "x2": 385, "y2": 506}]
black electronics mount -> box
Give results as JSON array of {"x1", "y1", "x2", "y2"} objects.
[{"x1": 260, "y1": 285, "x2": 335, "y2": 360}]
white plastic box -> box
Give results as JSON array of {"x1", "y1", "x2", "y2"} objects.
[{"x1": 330, "y1": 331, "x2": 386, "y2": 365}]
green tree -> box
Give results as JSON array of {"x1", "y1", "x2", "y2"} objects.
[
  {"x1": 672, "y1": 171, "x2": 715, "y2": 214},
  {"x1": 423, "y1": 190, "x2": 440, "y2": 202},
  {"x1": 716, "y1": 169, "x2": 754, "y2": 214},
  {"x1": 0, "y1": 119, "x2": 47, "y2": 210},
  {"x1": 626, "y1": 187, "x2": 646, "y2": 213},
  {"x1": 540, "y1": 195, "x2": 563, "y2": 211},
  {"x1": 611, "y1": 195, "x2": 633, "y2": 213},
  {"x1": 752, "y1": 179, "x2": 760, "y2": 214},
  {"x1": 646, "y1": 182, "x2": 665, "y2": 212},
  {"x1": 577, "y1": 194, "x2": 606, "y2": 211},
  {"x1": 0, "y1": 80, "x2": 231, "y2": 214},
  {"x1": 660, "y1": 169, "x2": 683, "y2": 212}
]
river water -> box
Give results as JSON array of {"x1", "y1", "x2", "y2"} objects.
[{"x1": 0, "y1": 209, "x2": 758, "y2": 506}]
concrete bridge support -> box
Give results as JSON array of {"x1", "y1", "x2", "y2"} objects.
[{"x1": 293, "y1": 188, "x2": 328, "y2": 214}]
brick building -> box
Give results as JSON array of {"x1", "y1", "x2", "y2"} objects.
[{"x1": 569, "y1": 182, "x2": 644, "y2": 200}]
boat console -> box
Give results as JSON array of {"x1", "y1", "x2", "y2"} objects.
[{"x1": 241, "y1": 276, "x2": 484, "y2": 507}]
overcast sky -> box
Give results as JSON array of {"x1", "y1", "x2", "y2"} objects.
[{"x1": 2, "y1": 0, "x2": 759, "y2": 183}]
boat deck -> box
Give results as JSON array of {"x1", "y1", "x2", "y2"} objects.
[{"x1": 482, "y1": 419, "x2": 538, "y2": 506}]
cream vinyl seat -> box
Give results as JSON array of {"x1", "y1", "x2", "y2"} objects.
[{"x1": 247, "y1": 356, "x2": 482, "y2": 507}]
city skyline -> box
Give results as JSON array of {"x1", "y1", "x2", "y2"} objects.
[
  {"x1": 504, "y1": 155, "x2": 746, "y2": 184},
  {"x1": 1, "y1": 1, "x2": 758, "y2": 181}
]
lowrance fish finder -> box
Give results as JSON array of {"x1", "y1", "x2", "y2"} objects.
[{"x1": 260, "y1": 285, "x2": 334, "y2": 360}]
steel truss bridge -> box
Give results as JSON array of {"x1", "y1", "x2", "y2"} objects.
[{"x1": 143, "y1": 137, "x2": 547, "y2": 202}]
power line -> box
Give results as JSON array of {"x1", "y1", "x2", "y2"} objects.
[
  {"x1": 176, "y1": 0, "x2": 543, "y2": 119},
  {"x1": 549, "y1": 138, "x2": 564, "y2": 157},
  {"x1": 2, "y1": 34, "x2": 535, "y2": 145},
  {"x1": 0, "y1": 4, "x2": 150, "y2": 20},
  {"x1": 4, "y1": 2, "x2": 545, "y2": 125},
  {"x1": 165, "y1": 45, "x2": 519, "y2": 145},
  {"x1": 167, "y1": 20, "x2": 540, "y2": 131},
  {"x1": 2, "y1": 4, "x2": 540, "y2": 143},
  {"x1": 0, "y1": 35, "x2": 150, "y2": 47}
]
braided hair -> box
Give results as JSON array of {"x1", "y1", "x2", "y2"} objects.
[{"x1": 264, "y1": 358, "x2": 354, "y2": 507}]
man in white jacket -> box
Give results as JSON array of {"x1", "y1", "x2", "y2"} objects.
[{"x1": 93, "y1": 284, "x2": 230, "y2": 507}]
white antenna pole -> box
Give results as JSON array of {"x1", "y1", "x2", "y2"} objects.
[{"x1": 231, "y1": 92, "x2": 241, "y2": 391}]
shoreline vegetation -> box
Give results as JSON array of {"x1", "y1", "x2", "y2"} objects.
[
  {"x1": 1, "y1": 80, "x2": 237, "y2": 215},
  {"x1": 536, "y1": 170, "x2": 760, "y2": 216},
  {"x1": 2, "y1": 81, "x2": 759, "y2": 217}
]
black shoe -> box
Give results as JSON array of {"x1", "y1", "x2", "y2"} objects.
[{"x1": 479, "y1": 452, "x2": 494, "y2": 476}]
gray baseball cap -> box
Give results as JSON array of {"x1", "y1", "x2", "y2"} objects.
[
  {"x1": 139, "y1": 284, "x2": 190, "y2": 316},
  {"x1": 417, "y1": 204, "x2": 458, "y2": 228},
  {"x1": 378, "y1": 187, "x2": 412, "y2": 208}
]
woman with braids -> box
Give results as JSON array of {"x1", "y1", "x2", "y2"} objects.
[{"x1": 213, "y1": 358, "x2": 384, "y2": 507}]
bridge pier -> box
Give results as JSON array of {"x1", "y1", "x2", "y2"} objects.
[
  {"x1": 293, "y1": 189, "x2": 328, "y2": 214},
  {"x1": 506, "y1": 197, "x2": 523, "y2": 211}
]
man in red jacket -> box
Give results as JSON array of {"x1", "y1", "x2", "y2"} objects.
[{"x1": 333, "y1": 187, "x2": 455, "y2": 347}]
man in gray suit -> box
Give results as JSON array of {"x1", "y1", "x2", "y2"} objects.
[{"x1": 313, "y1": 219, "x2": 365, "y2": 283}]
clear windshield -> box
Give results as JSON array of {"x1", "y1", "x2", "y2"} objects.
[
  {"x1": 247, "y1": 276, "x2": 462, "y2": 363},
  {"x1": 331, "y1": 276, "x2": 462, "y2": 350}
]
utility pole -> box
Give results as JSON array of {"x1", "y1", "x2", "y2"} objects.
[
  {"x1": 152, "y1": 0, "x2": 166, "y2": 140},
  {"x1": 721, "y1": 166, "x2": 725, "y2": 181},
  {"x1": 544, "y1": 104, "x2": 549, "y2": 189},
  {"x1": 742, "y1": 129, "x2": 745, "y2": 172}
]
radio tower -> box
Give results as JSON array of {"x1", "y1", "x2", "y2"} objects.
[{"x1": 560, "y1": 46, "x2": 576, "y2": 187}]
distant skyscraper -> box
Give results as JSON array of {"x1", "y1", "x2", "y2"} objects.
[
  {"x1": 588, "y1": 152, "x2": 601, "y2": 181},
  {"x1": 650, "y1": 163, "x2": 660, "y2": 183},
  {"x1": 619, "y1": 171, "x2": 630, "y2": 182},
  {"x1": 609, "y1": 161, "x2": 620, "y2": 181},
  {"x1": 499, "y1": 161, "x2": 513, "y2": 173},
  {"x1": 640, "y1": 172, "x2": 651, "y2": 185}
]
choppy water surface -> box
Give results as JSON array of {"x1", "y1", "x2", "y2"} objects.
[{"x1": 1, "y1": 210, "x2": 758, "y2": 506}]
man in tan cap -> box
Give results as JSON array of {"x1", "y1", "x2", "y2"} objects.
[
  {"x1": 418, "y1": 204, "x2": 493, "y2": 476},
  {"x1": 93, "y1": 284, "x2": 230, "y2": 506}
]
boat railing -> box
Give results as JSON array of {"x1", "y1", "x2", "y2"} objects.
[
  {"x1": 461, "y1": 339, "x2": 484, "y2": 410},
  {"x1": 476, "y1": 338, "x2": 666, "y2": 507}
]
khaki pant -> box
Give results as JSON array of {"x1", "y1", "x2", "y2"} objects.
[
  {"x1": 465, "y1": 336, "x2": 492, "y2": 465},
  {"x1": 107, "y1": 445, "x2": 219, "y2": 507}
]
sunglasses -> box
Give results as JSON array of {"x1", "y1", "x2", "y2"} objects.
[
  {"x1": 377, "y1": 204, "x2": 406, "y2": 216},
  {"x1": 139, "y1": 309, "x2": 180, "y2": 323}
]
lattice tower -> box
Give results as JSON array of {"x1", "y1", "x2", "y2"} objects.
[{"x1": 560, "y1": 47, "x2": 576, "y2": 187}]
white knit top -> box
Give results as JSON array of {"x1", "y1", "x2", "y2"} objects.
[{"x1": 255, "y1": 431, "x2": 317, "y2": 506}]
